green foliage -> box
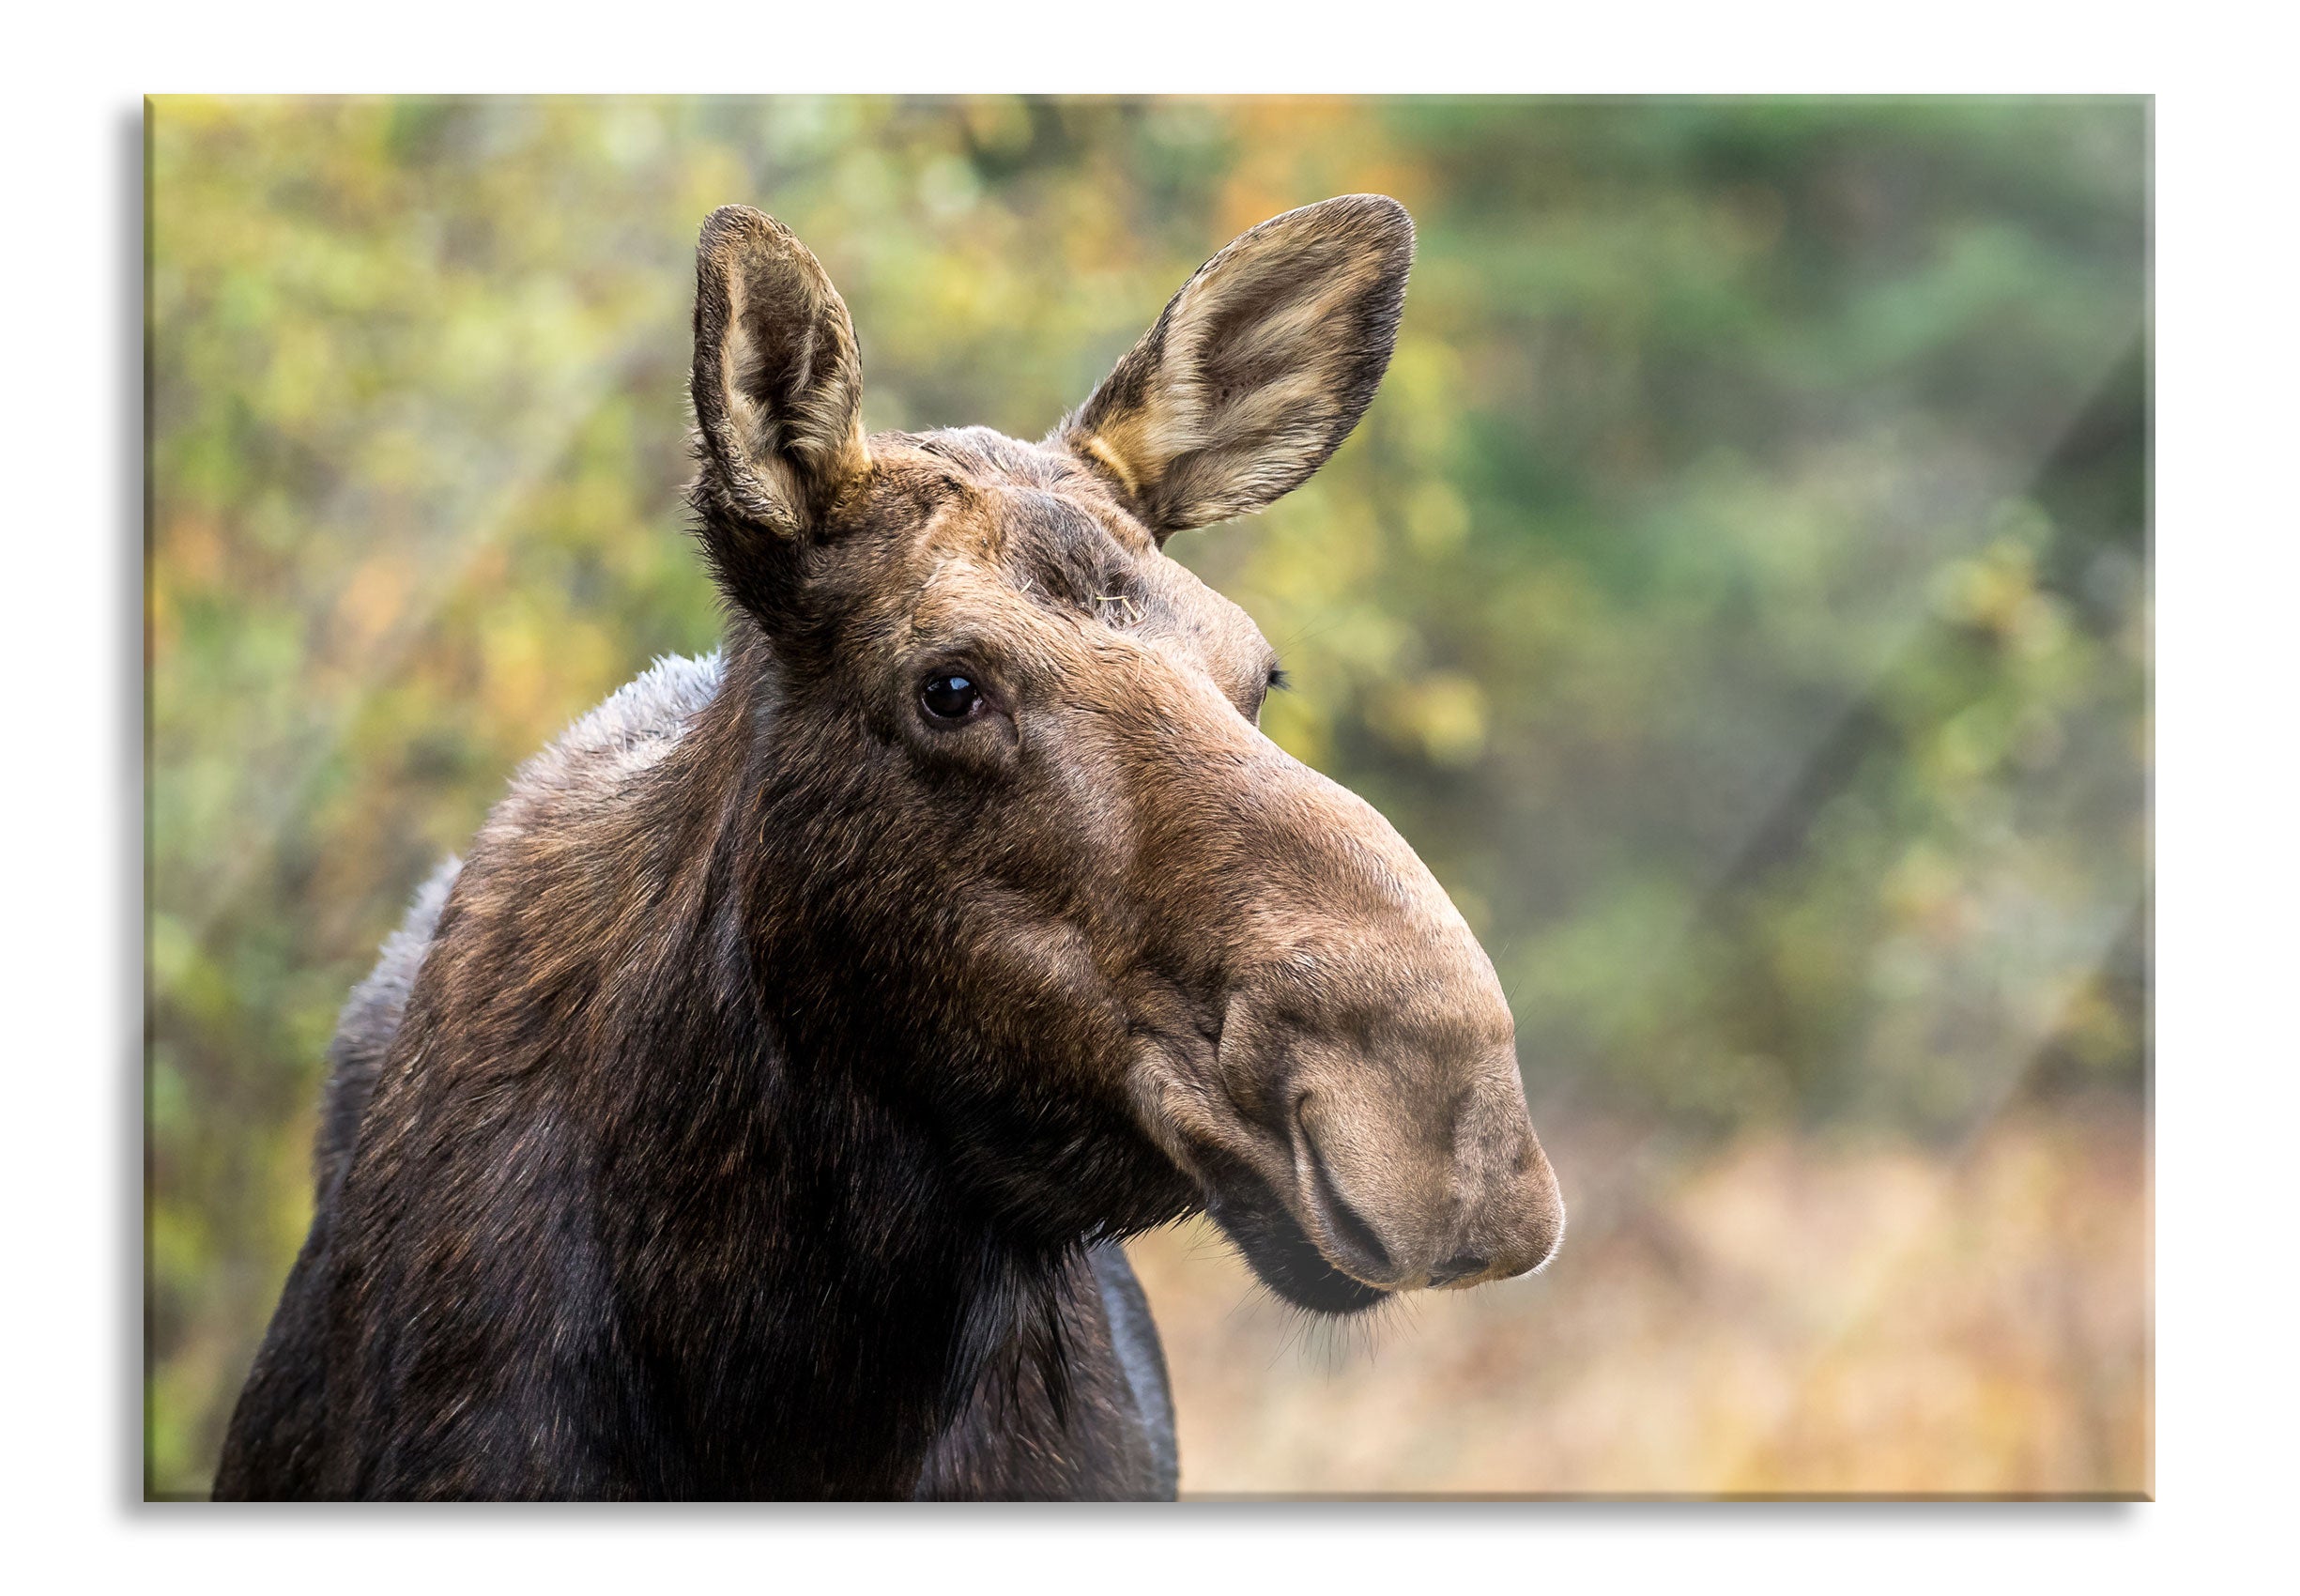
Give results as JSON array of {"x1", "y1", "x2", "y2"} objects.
[{"x1": 146, "y1": 96, "x2": 2148, "y2": 1496}]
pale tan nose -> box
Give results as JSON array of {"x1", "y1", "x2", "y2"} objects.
[
  {"x1": 1434, "y1": 1121, "x2": 1564, "y2": 1289},
  {"x1": 1293, "y1": 1073, "x2": 1563, "y2": 1292}
]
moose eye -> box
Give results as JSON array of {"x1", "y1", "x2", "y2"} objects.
[{"x1": 920, "y1": 671, "x2": 984, "y2": 722}]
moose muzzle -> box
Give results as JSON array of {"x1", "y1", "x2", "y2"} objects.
[
  {"x1": 1208, "y1": 947, "x2": 1564, "y2": 1303},
  {"x1": 1145, "y1": 739, "x2": 1566, "y2": 1312}
]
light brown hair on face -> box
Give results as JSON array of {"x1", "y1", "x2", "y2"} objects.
[{"x1": 691, "y1": 197, "x2": 1562, "y2": 1315}]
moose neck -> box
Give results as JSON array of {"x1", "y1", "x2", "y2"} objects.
[{"x1": 585, "y1": 621, "x2": 1086, "y2": 1496}]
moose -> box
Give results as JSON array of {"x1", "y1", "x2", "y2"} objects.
[{"x1": 214, "y1": 195, "x2": 1564, "y2": 1500}]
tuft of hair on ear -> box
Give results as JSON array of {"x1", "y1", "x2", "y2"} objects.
[
  {"x1": 1055, "y1": 193, "x2": 1415, "y2": 541},
  {"x1": 689, "y1": 206, "x2": 871, "y2": 558}
]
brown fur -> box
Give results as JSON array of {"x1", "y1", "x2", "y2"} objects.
[{"x1": 213, "y1": 197, "x2": 1560, "y2": 1500}]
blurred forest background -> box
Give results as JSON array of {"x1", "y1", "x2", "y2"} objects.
[{"x1": 146, "y1": 97, "x2": 2149, "y2": 1497}]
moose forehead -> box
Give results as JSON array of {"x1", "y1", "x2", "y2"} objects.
[{"x1": 822, "y1": 426, "x2": 1279, "y2": 698}]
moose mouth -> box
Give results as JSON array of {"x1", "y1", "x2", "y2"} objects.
[{"x1": 1201, "y1": 1154, "x2": 1393, "y2": 1318}]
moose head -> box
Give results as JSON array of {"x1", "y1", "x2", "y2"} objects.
[{"x1": 689, "y1": 196, "x2": 1563, "y2": 1316}]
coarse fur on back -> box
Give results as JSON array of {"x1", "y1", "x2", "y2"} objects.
[{"x1": 215, "y1": 196, "x2": 1559, "y2": 1500}]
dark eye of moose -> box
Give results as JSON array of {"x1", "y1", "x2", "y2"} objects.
[{"x1": 921, "y1": 671, "x2": 984, "y2": 723}]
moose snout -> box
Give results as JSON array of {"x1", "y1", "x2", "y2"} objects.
[
  {"x1": 1155, "y1": 745, "x2": 1567, "y2": 1307},
  {"x1": 1287, "y1": 1059, "x2": 1564, "y2": 1293}
]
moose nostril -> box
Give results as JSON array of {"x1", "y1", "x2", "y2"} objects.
[
  {"x1": 1429, "y1": 1252, "x2": 1490, "y2": 1287},
  {"x1": 1298, "y1": 1121, "x2": 1397, "y2": 1281}
]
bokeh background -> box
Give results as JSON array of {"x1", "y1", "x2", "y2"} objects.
[{"x1": 146, "y1": 96, "x2": 2149, "y2": 1497}]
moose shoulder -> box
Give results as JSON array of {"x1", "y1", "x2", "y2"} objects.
[{"x1": 214, "y1": 196, "x2": 1563, "y2": 1501}]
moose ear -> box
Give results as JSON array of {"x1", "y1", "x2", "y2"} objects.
[
  {"x1": 690, "y1": 206, "x2": 870, "y2": 540},
  {"x1": 1056, "y1": 194, "x2": 1414, "y2": 540}
]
